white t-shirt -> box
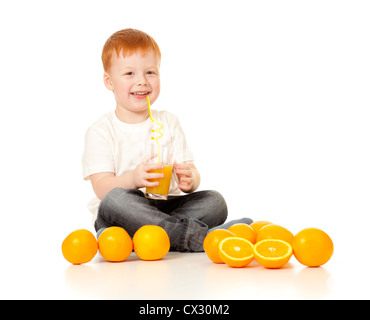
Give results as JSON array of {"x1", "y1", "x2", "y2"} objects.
[{"x1": 82, "y1": 110, "x2": 194, "y2": 222}]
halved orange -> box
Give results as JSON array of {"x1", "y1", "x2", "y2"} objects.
[
  {"x1": 203, "y1": 229, "x2": 235, "y2": 263},
  {"x1": 218, "y1": 237, "x2": 254, "y2": 268},
  {"x1": 253, "y1": 239, "x2": 293, "y2": 269}
]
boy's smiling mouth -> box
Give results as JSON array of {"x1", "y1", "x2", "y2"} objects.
[{"x1": 130, "y1": 91, "x2": 150, "y2": 98}]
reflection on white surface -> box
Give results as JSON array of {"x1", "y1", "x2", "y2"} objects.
[
  {"x1": 62, "y1": 252, "x2": 338, "y2": 300},
  {"x1": 295, "y1": 267, "x2": 330, "y2": 299},
  {"x1": 0, "y1": 240, "x2": 368, "y2": 300}
]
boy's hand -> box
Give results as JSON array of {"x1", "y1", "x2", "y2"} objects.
[
  {"x1": 133, "y1": 153, "x2": 164, "y2": 189},
  {"x1": 174, "y1": 163, "x2": 199, "y2": 193}
]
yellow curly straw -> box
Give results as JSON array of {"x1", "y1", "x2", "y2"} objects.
[{"x1": 147, "y1": 95, "x2": 163, "y2": 163}]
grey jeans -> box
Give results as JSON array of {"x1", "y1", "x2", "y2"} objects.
[{"x1": 94, "y1": 188, "x2": 228, "y2": 252}]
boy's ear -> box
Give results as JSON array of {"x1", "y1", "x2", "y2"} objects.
[{"x1": 103, "y1": 72, "x2": 114, "y2": 91}]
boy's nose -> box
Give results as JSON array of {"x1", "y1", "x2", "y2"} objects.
[{"x1": 137, "y1": 74, "x2": 148, "y2": 86}]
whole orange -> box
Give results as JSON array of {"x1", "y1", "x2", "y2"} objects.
[
  {"x1": 133, "y1": 225, "x2": 170, "y2": 261},
  {"x1": 250, "y1": 220, "x2": 273, "y2": 234},
  {"x1": 293, "y1": 228, "x2": 334, "y2": 267},
  {"x1": 256, "y1": 224, "x2": 294, "y2": 245},
  {"x1": 203, "y1": 229, "x2": 235, "y2": 263},
  {"x1": 98, "y1": 227, "x2": 133, "y2": 262},
  {"x1": 227, "y1": 223, "x2": 257, "y2": 244},
  {"x1": 62, "y1": 229, "x2": 98, "y2": 265}
]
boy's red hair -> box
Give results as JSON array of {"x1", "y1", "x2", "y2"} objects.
[{"x1": 102, "y1": 28, "x2": 161, "y2": 72}]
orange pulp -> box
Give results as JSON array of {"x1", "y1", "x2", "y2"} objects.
[{"x1": 146, "y1": 165, "x2": 173, "y2": 195}]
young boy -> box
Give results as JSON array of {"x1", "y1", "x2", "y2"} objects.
[{"x1": 82, "y1": 29, "x2": 252, "y2": 252}]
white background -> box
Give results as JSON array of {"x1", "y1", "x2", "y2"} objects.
[{"x1": 0, "y1": 0, "x2": 369, "y2": 299}]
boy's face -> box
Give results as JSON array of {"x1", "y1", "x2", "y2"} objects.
[{"x1": 104, "y1": 50, "x2": 160, "y2": 121}]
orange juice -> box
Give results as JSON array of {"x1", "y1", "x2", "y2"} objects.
[{"x1": 146, "y1": 165, "x2": 173, "y2": 199}]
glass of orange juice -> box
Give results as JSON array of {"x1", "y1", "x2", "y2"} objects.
[{"x1": 145, "y1": 144, "x2": 174, "y2": 200}]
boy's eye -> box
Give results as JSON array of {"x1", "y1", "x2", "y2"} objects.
[
  {"x1": 147, "y1": 71, "x2": 156, "y2": 75},
  {"x1": 124, "y1": 72, "x2": 134, "y2": 76}
]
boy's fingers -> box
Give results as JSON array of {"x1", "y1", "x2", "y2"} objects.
[
  {"x1": 146, "y1": 163, "x2": 165, "y2": 171},
  {"x1": 179, "y1": 182, "x2": 191, "y2": 191},
  {"x1": 146, "y1": 172, "x2": 164, "y2": 180},
  {"x1": 174, "y1": 163, "x2": 190, "y2": 169},
  {"x1": 176, "y1": 164, "x2": 190, "y2": 169},
  {"x1": 142, "y1": 153, "x2": 159, "y2": 164},
  {"x1": 144, "y1": 181, "x2": 160, "y2": 187},
  {"x1": 176, "y1": 168, "x2": 191, "y2": 176}
]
